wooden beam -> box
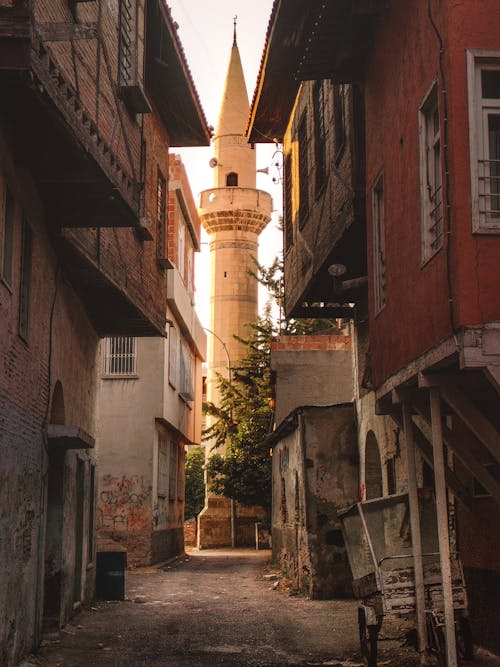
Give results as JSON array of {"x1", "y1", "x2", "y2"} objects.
[
  {"x1": 402, "y1": 403, "x2": 427, "y2": 663},
  {"x1": 412, "y1": 397, "x2": 500, "y2": 504},
  {"x1": 391, "y1": 412, "x2": 473, "y2": 509},
  {"x1": 440, "y1": 385, "x2": 500, "y2": 464},
  {"x1": 429, "y1": 388, "x2": 458, "y2": 667}
]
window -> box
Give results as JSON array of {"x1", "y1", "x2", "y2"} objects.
[
  {"x1": 419, "y1": 84, "x2": 443, "y2": 261},
  {"x1": 298, "y1": 112, "x2": 309, "y2": 228},
  {"x1": 118, "y1": 0, "x2": 149, "y2": 113},
  {"x1": 177, "y1": 215, "x2": 185, "y2": 279},
  {"x1": 156, "y1": 168, "x2": 168, "y2": 266},
  {"x1": 386, "y1": 456, "x2": 397, "y2": 496},
  {"x1": 187, "y1": 249, "x2": 193, "y2": 297},
  {"x1": 226, "y1": 172, "x2": 238, "y2": 186},
  {"x1": 168, "y1": 325, "x2": 178, "y2": 388},
  {"x1": 2, "y1": 186, "x2": 15, "y2": 287},
  {"x1": 104, "y1": 336, "x2": 136, "y2": 375},
  {"x1": 158, "y1": 433, "x2": 169, "y2": 497},
  {"x1": 283, "y1": 153, "x2": 293, "y2": 251},
  {"x1": 468, "y1": 51, "x2": 500, "y2": 232},
  {"x1": 333, "y1": 83, "x2": 347, "y2": 163},
  {"x1": 18, "y1": 218, "x2": 32, "y2": 341},
  {"x1": 179, "y1": 342, "x2": 194, "y2": 402},
  {"x1": 313, "y1": 81, "x2": 327, "y2": 193},
  {"x1": 372, "y1": 174, "x2": 386, "y2": 314}
]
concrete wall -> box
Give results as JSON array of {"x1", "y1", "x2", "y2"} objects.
[
  {"x1": 272, "y1": 406, "x2": 358, "y2": 599},
  {"x1": 271, "y1": 335, "x2": 353, "y2": 426}
]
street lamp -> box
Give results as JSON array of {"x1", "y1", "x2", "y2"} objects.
[{"x1": 203, "y1": 326, "x2": 232, "y2": 385}]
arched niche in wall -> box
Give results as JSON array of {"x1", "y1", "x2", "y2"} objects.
[
  {"x1": 50, "y1": 380, "x2": 66, "y2": 425},
  {"x1": 226, "y1": 172, "x2": 238, "y2": 187},
  {"x1": 365, "y1": 430, "x2": 383, "y2": 499}
]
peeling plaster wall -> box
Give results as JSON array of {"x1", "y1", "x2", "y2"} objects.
[{"x1": 272, "y1": 406, "x2": 359, "y2": 599}]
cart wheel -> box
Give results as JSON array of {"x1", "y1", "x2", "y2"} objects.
[
  {"x1": 358, "y1": 607, "x2": 378, "y2": 667},
  {"x1": 456, "y1": 616, "x2": 474, "y2": 662},
  {"x1": 425, "y1": 611, "x2": 446, "y2": 667}
]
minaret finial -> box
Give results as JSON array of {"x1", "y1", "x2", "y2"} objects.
[{"x1": 233, "y1": 15, "x2": 237, "y2": 46}]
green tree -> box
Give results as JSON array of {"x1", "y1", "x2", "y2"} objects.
[
  {"x1": 204, "y1": 309, "x2": 274, "y2": 511},
  {"x1": 184, "y1": 446, "x2": 205, "y2": 520},
  {"x1": 203, "y1": 256, "x2": 339, "y2": 513}
]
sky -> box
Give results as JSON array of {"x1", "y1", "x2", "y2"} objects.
[{"x1": 167, "y1": 0, "x2": 283, "y2": 327}]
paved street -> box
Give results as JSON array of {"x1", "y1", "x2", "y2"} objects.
[{"x1": 28, "y1": 550, "x2": 498, "y2": 667}]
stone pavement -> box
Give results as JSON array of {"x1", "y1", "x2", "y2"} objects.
[{"x1": 23, "y1": 549, "x2": 500, "y2": 667}]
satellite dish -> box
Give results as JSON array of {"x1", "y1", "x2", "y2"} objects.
[{"x1": 209, "y1": 157, "x2": 218, "y2": 168}]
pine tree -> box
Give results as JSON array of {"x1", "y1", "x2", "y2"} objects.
[{"x1": 203, "y1": 256, "x2": 339, "y2": 513}]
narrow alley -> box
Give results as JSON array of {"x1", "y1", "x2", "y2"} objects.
[
  {"x1": 27, "y1": 549, "x2": 422, "y2": 667},
  {"x1": 18, "y1": 549, "x2": 489, "y2": 667}
]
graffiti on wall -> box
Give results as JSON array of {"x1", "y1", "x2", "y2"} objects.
[{"x1": 97, "y1": 474, "x2": 151, "y2": 533}]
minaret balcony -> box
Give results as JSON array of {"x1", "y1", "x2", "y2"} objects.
[{"x1": 199, "y1": 187, "x2": 272, "y2": 235}]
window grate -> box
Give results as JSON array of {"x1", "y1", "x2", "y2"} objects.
[{"x1": 104, "y1": 336, "x2": 136, "y2": 375}]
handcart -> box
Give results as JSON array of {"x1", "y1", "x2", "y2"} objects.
[{"x1": 339, "y1": 491, "x2": 473, "y2": 666}]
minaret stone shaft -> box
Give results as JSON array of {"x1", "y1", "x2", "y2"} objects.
[
  {"x1": 197, "y1": 27, "x2": 272, "y2": 548},
  {"x1": 199, "y1": 32, "x2": 272, "y2": 416}
]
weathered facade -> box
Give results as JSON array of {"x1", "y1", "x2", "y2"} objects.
[
  {"x1": 270, "y1": 405, "x2": 358, "y2": 599},
  {"x1": 0, "y1": 1, "x2": 209, "y2": 664},
  {"x1": 269, "y1": 334, "x2": 358, "y2": 598},
  {"x1": 248, "y1": 0, "x2": 500, "y2": 658},
  {"x1": 96, "y1": 155, "x2": 206, "y2": 566}
]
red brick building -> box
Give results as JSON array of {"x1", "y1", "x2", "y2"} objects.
[
  {"x1": 0, "y1": 1, "x2": 209, "y2": 664},
  {"x1": 249, "y1": 0, "x2": 500, "y2": 658}
]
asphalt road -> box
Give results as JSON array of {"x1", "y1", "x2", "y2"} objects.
[{"x1": 28, "y1": 549, "x2": 498, "y2": 667}]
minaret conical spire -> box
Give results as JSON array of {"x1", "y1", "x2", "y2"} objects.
[
  {"x1": 212, "y1": 22, "x2": 255, "y2": 189},
  {"x1": 215, "y1": 25, "x2": 250, "y2": 138}
]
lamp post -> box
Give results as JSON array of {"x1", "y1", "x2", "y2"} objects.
[
  {"x1": 203, "y1": 327, "x2": 236, "y2": 548},
  {"x1": 203, "y1": 326, "x2": 232, "y2": 385}
]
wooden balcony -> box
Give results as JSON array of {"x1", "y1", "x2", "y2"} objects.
[{"x1": 0, "y1": 5, "x2": 143, "y2": 231}]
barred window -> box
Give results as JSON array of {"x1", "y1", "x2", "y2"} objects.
[
  {"x1": 283, "y1": 153, "x2": 293, "y2": 251},
  {"x1": 179, "y1": 343, "x2": 194, "y2": 402},
  {"x1": 334, "y1": 84, "x2": 347, "y2": 163},
  {"x1": 467, "y1": 51, "x2": 500, "y2": 232},
  {"x1": 156, "y1": 168, "x2": 167, "y2": 262},
  {"x1": 104, "y1": 336, "x2": 136, "y2": 375},
  {"x1": 298, "y1": 112, "x2": 309, "y2": 228},
  {"x1": 419, "y1": 84, "x2": 443, "y2": 262},
  {"x1": 313, "y1": 81, "x2": 327, "y2": 193}
]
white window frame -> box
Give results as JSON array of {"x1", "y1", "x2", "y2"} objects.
[
  {"x1": 168, "y1": 325, "x2": 178, "y2": 388},
  {"x1": 419, "y1": 81, "x2": 443, "y2": 263},
  {"x1": 177, "y1": 212, "x2": 185, "y2": 280},
  {"x1": 103, "y1": 336, "x2": 137, "y2": 376},
  {"x1": 467, "y1": 49, "x2": 500, "y2": 233},
  {"x1": 372, "y1": 172, "x2": 386, "y2": 315}
]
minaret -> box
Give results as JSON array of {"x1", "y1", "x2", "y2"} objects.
[{"x1": 197, "y1": 21, "x2": 272, "y2": 548}]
